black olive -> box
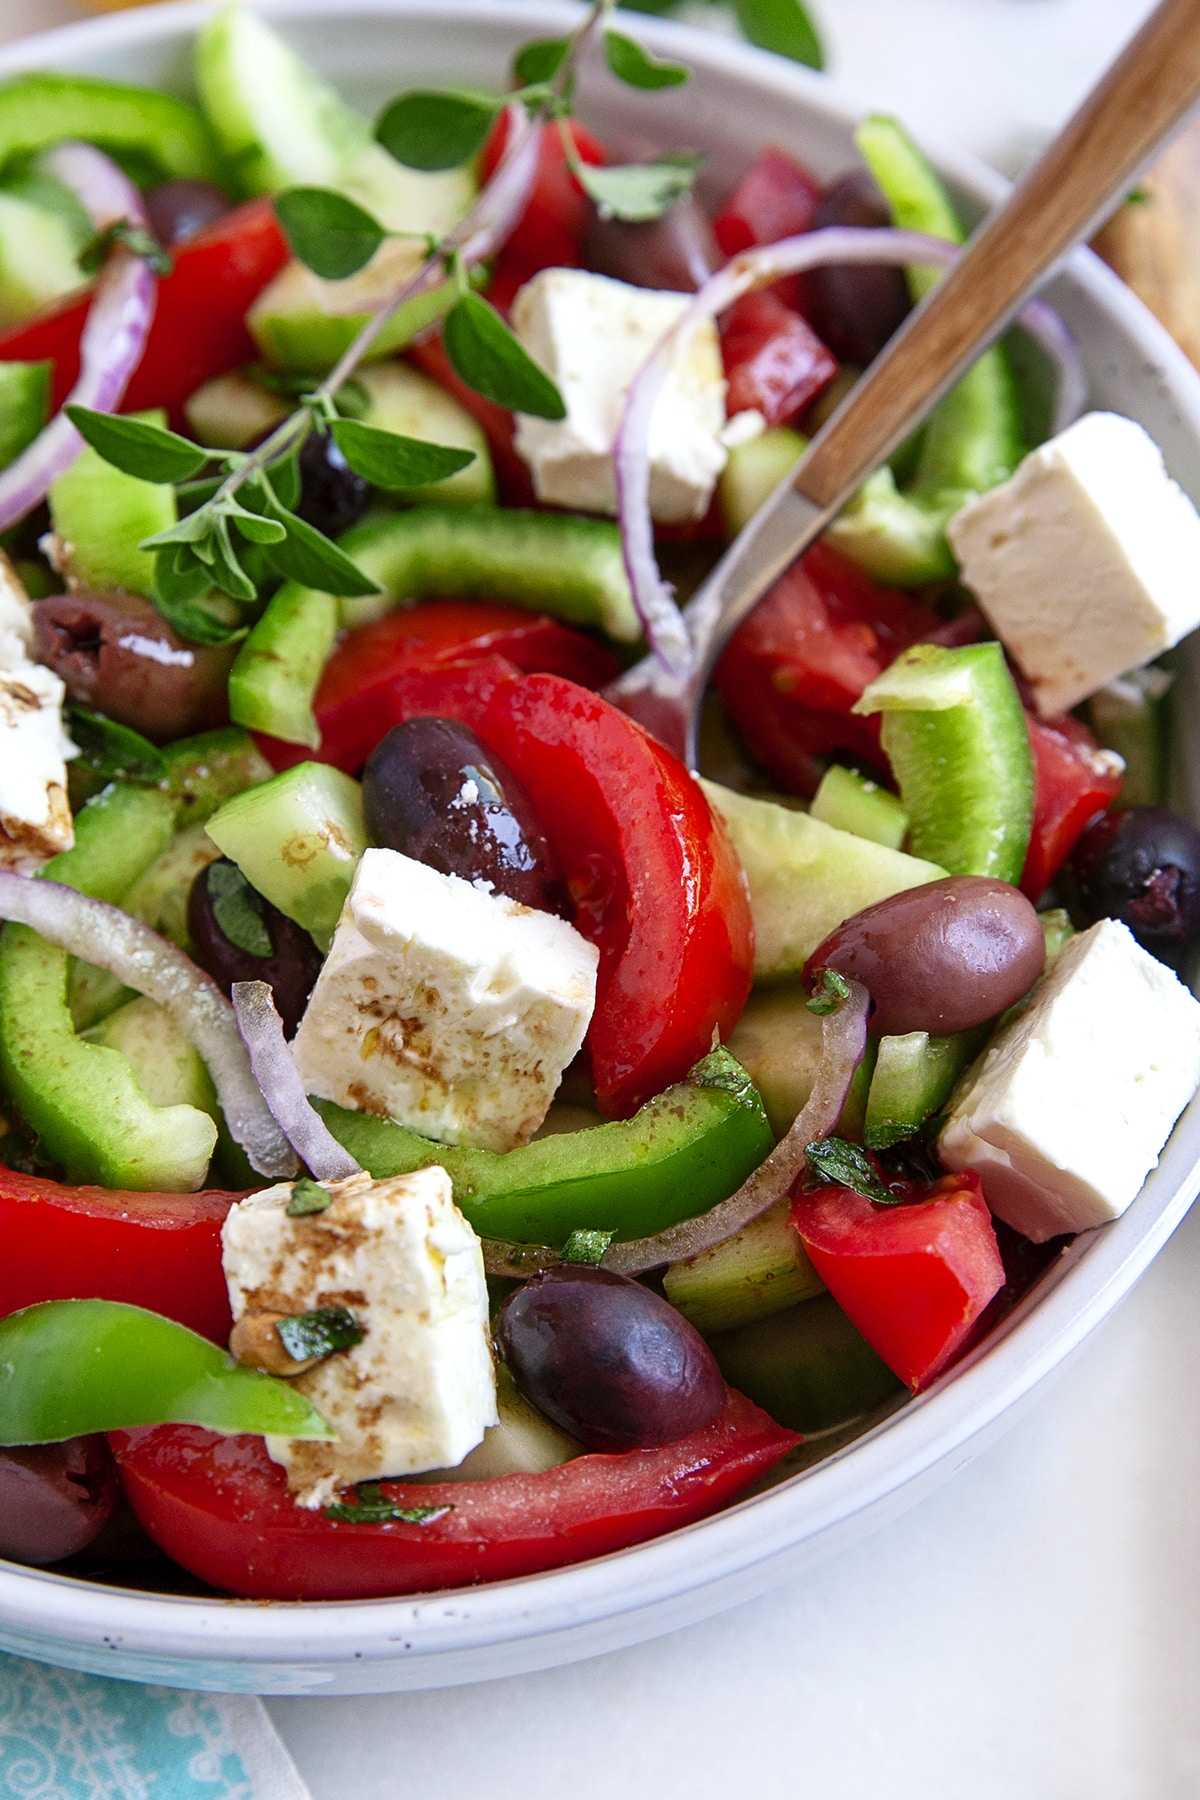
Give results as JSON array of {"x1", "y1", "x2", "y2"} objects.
[
  {"x1": 1068, "y1": 805, "x2": 1200, "y2": 969},
  {"x1": 145, "y1": 179, "x2": 231, "y2": 247},
  {"x1": 0, "y1": 1437, "x2": 119, "y2": 1564},
  {"x1": 187, "y1": 859, "x2": 323, "y2": 1033},
  {"x1": 802, "y1": 170, "x2": 913, "y2": 366},
  {"x1": 296, "y1": 430, "x2": 371, "y2": 538}
]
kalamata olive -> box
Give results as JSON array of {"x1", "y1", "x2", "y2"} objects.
[
  {"x1": 805, "y1": 875, "x2": 1046, "y2": 1036},
  {"x1": 145, "y1": 178, "x2": 231, "y2": 247},
  {"x1": 497, "y1": 1265, "x2": 727, "y2": 1451},
  {"x1": 583, "y1": 194, "x2": 721, "y2": 293},
  {"x1": 188, "y1": 858, "x2": 323, "y2": 1033},
  {"x1": 33, "y1": 591, "x2": 234, "y2": 743},
  {"x1": 802, "y1": 170, "x2": 913, "y2": 366},
  {"x1": 0, "y1": 1436, "x2": 119, "y2": 1564},
  {"x1": 297, "y1": 430, "x2": 371, "y2": 538},
  {"x1": 362, "y1": 716, "x2": 564, "y2": 911},
  {"x1": 1068, "y1": 805, "x2": 1200, "y2": 970}
]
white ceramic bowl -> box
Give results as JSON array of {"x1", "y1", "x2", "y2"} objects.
[{"x1": 3, "y1": 0, "x2": 1200, "y2": 1698}]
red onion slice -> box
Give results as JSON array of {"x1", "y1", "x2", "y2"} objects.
[
  {"x1": 613, "y1": 226, "x2": 1087, "y2": 676},
  {"x1": 603, "y1": 978, "x2": 870, "y2": 1274},
  {"x1": 0, "y1": 145, "x2": 156, "y2": 534},
  {"x1": 0, "y1": 873, "x2": 296, "y2": 1179},
  {"x1": 232, "y1": 980, "x2": 361, "y2": 1183}
]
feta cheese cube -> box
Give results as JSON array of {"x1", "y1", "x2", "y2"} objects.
[
  {"x1": 0, "y1": 661, "x2": 75, "y2": 873},
  {"x1": 292, "y1": 847, "x2": 599, "y2": 1152},
  {"x1": 939, "y1": 919, "x2": 1200, "y2": 1241},
  {"x1": 0, "y1": 551, "x2": 34, "y2": 671},
  {"x1": 222, "y1": 1166, "x2": 498, "y2": 1507},
  {"x1": 511, "y1": 268, "x2": 727, "y2": 522},
  {"x1": 946, "y1": 412, "x2": 1200, "y2": 716}
]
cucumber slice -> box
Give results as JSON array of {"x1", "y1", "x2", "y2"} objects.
[
  {"x1": 248, "y1": 244, "x2": 455, "y2": 374},
  {"x1": 710, "y1": 1292, "x2": 903, "y2": 1433},
  {"x1": 161, "y1": 727, "x2": 276, "y2": 829},
  {"x1": 863, "y1": 1028, "x2": 983, "y2": 1151},
  {"x1": 0, "y1": 361, "x2": 51, "y2": 470},
  {"x1": 357, "y1": 362, "x2": 494, "y2": 507},
  {"x1": 47, "y1": 410, "x2": 177, "y2": 596},
  {"x1": 205, "y1": 762, "x2": 367, "y2": 951},
  {"x1": 1089, "y1": 666, "x2": 1171, "y2": 809},
  {"x1": 853, "y1": 642, "x2": 1034, "y2": 884},
  {"x1": 184, "y1": 371, "x2": 289, "y2": 452},
  {"x1": 194, "y1": 8, "x2": 474, "y2": 225},
  {"x1": 664, "y1": 1199, "x2": 824, "y2": 1335},
  {"x1": 0, "y1": 74, "x2": 220, "y2": 186},
  {"x1": 0, "y1": 189, "x2": 84, "y2": 331},
  {"x1": 701, "y1": 779, "x2": 946, "y2": 978},
  {"x1": 85, "y1": 995, "x2": 219, "y2": 1118},
  {"x1": 809, "y1": 764, "x2": 909, "y2": 850},
  {"x1": 726, "y1": 984, "x2": 874, "y2": 1137},
  {"x1": 718, "y1": 426, "x2": 806, "y2": 538}
]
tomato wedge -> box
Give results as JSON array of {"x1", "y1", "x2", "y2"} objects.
[
  {"x1": 713, "y1": 145, "x2": 821, "y2": 310},
  {"x1": 0, "y1": 199, "x2": 289, "y2": 426},
  {"x1": 0, "y1": 1167, "x2": 238, "y2": 1345},
  {"x1": 110, "y1": 1388, "x2": 798, "y2": 1599},
  {"x1": 721, "y1": 290, "x2": 837, "y2": 427},
  {"x1": 791, "y1": 1172, "x2": 1004, "y2": 1392},
  {"x1": 1021, "y1": 713, "x2": 1124, "y2": 900}
]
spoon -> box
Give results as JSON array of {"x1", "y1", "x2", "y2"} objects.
[{"x1": 605, "y1": 0, "x2": 1200, "y2": 765}]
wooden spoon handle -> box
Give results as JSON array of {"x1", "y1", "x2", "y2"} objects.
[{"x1": 796, "y1": 0, "x2": 1200, "y2": 511}]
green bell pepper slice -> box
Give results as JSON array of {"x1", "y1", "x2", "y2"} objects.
[
  {"x1": 228, "y1": 506, "x2": 641, "y2": 747},
  {"x1": 826, "y1": 115, "x2": 1023, "y2": 585},
  {"x1": 0, "y1": 1300, "x2": 332, "y2": 1444},
  {"x1": 0, "y1": 74, "x2": 221, "y2": 186},
  {"x1": 854, "y1": 641, "x2": 1033, "y2": 884},
  {"x1": 316, "y1": 1047, "x2": 774, "y2": 1247}
]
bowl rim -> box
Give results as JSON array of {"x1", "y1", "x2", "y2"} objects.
[{"x1": 4, "y1": 0, "x2": 1200, "y2": 1683}]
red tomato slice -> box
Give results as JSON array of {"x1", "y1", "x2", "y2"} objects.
[
  {"x1": 110, "y1": 1388, "x2": 798, "y2": 1599},
  {"x1": 0, "y1": 200, "x2": 289, "y2": 427},
  {"x1": 715, "y1": 542, "x2": 940, "y2": 795},
  {"x1": 1021, "y1": 713, "x2": 1124, "y2": 900},
  {"x1": 256, "y1": 605, "x2": 619, "y2": 774},
  {"x1": 0, "y1": 1168, "x2": 238, "y2": 1345},
  {"x1": 713, "y1": 146, "x2": 822, "y2": 309},
  {"x1": 480, "y1": 114, "x2": 607, "y2": 305},
  {"x1": 721, "y1": 290, "x2": 837, "y2": 427},
  {"x1": 791, "y1": 1172, "x2": 1004, "y2": 1392}
]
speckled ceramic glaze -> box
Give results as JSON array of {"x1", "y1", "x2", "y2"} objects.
[{"x1": 2, "y1": 0, "x2": 1200, "y2": 1697}]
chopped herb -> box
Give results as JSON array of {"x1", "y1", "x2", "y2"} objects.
[
  {"x1": 324, "y1": 1482, "x2": 453, "y2": 1525},
  {"x1": 807, "y1": 968, "x2": 852, "y2": 1015},
  {"x1": 79, "y1": 218, "x2": 172, "y2": 277},
  {"x1": 276, "y1": 1305, "x2": 364, "y2": 1363},
  {"x1": 286, "y1": 1177, "x2": 334, "y2": 1217},
  {"x1": 804, "y1": 1137, "x2": 897, "y2": 1204},
  {"x1": 206, "y1": 860, "x2": 273, "y2": 958},
  {"x1": 561, "y1": 1228, "x2": 616, "y2": 1265},
  {"x1": 65, "y1": 708, "x2": 166, "y2": 785}
]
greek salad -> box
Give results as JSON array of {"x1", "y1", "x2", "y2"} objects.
[{"x1": 0, "y1": 6, "x2": 1199, "y2": 1600}]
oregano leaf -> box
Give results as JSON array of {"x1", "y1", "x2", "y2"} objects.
[
  {"x1": 209, "y1": 516, "x2": 258, "y2": 604},
  {"x1": 66, "y1": 406, "x2": 209, "y2": 485},
  {"x1": 577, "y1": 156, "x2": 702, "y2": 222},
  {"x1": 274, "y1": 187, "x2": 386, "y2": 281},
  {"x1": 248, "y1": 487, "x2": 383, "y2": 598},
  {"x1": 65, "y1": 708, "x2": 166, "y2": 786},
  {"x1": 206, "y1": 860, "x2": 273, "y2": 959},
  {"x1": 732, "y1": 0, "x2": 824, "y2": 69},
  {"x1": 603, "y1": 29, "x2": 689, "y2": 89},
  {"x1": 804, "y1": 1138, "x2": 895, "y2": 1204},
  {"x1": 442, "y1": 292, "x2": 565, "y2": 419},
  {"x1": 330, "y1": 418, "x2": 475, "y2": 490},
  {"x1": 78, "y1": 219, "x2": 171, "y2": 278},
  {"x1": 376, "y1": 89, "x2": 500, "y2": 172},
  {"x1": 513, "y1": 37, "x2": 571, "y2": 83},
  {"x1": 152, "y1": 568, "x2": 249, "y2": 647}
]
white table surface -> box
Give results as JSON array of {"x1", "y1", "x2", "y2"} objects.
[{"x1": 3, "y1": 0, "x2": 1196, "y2": 1793}]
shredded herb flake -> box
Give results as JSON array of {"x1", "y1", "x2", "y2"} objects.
[
  {"x1": 807, "y1": 968, "x2": 852, "y2": 1015},
  {"x1": 275, "y1": 1305, "x2": 364, "y2": 1363},
  {"x1": 804, "y1": 1137, "x2": 896, "y2": 1204},
  {"x1": 561, "y1": 1228, "x2": 615, "y2": 1265},
  {"x1": 286, "y1": 1177, "x2": 334, "y2": 1217},
  {"x1": 324, "y1": 1482, "x2": 453, "y2": 1525}
]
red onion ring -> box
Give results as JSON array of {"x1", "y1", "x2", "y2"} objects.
[
  {"x1": 603, "y1": 978, "x2": 871, "y2": 1274},
  {"x1": 232, "y1": 980, "x2": 361, "y2": 1183},
  {"x1": 0, "y1": 145, "x2": 156, "y2": 534},
  {"x1": 613, "y1": 226, "x2": 1087, "y2": 677},
  {"x1": 0, "y1": 873, "x2": 296, "y2": 1179}
]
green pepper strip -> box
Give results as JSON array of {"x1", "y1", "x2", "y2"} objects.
[
  {"x1": 0, "y1": 74, "x2": 222, "y2": 185},
  {"x1": 0, "y1": 1300, "x2": 332, "y2": 1445},
  {"x1": 854, "y1": 641, "x2": 1033, "y2": 884},
  {"x1": 317, "y1": 1047, "x2": 774, "y2": 1248},
  {"x1": 825, "y1": 116, "x2": 1024, "y2": 586},
  {"x1": 0, "y1": 736, "x2": 273, "y2": 1190},
  {"x1": 228, "y1": 507, "x2": 641, "y2": 748}
]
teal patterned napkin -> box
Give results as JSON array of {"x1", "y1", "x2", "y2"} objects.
[{"x1": 0, "y1": 1653, "x2": 310, "y2": 1800}]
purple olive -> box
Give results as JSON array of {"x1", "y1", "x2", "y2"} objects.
[
  {"x1": 497, "y1": 1265, "x2": 727, "y2": 1451},
  {"x1": 33, "y1": 591, "x2": 234, "y2": 743},
  {"x1": 297, "y1": 430, "x2": 371, "y2": 538},
  {"x1": 145, "y1": 179, "x2": 231, "y2": 247},
  {"x1": 583, "y1": 194, "x2": 721, "y2": 293},
  {"x1": 802, "y1": 170, "x2": 913, "y2": 366},
  {"x1": 0, "y1": 1437, "x2": 119, "y2": 1564},
  {"x1": 188, "y1": 859, "x2": 323, "y2": 1034},
  {"x1": 363, "y1": 716, "x2": 564, "y2": 911},
  {"x1": 805, "y1": 875, "x2": 1046, "y2": 1036}
]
